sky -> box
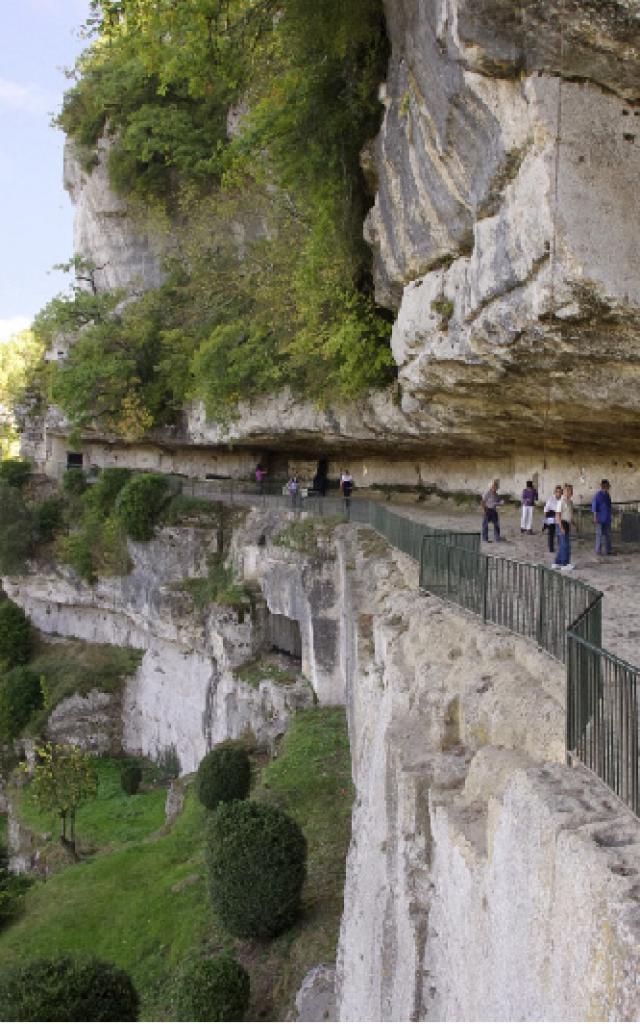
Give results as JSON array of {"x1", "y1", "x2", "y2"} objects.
[{"x1": 0, "y1": 0, "x2": 91, "y2": 342}]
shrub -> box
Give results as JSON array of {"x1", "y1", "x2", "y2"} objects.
[
  {"x1": 196, "y1": 742, "x2": 250, "y2": 810},
  {"x1": 120, "y1": 758, "x2": 143, "y2": 796},
  {"x1": 0, "y1": 484, "x2": 33, "y2": 574},
  {"x1": 0, "y1": 955, "x2": 139, "y2": 1022},
  {"x1": 0, "y1": 600, "x2": 31, "y2": 670},
  {"x1": 116, "y1": 473, "x2": 171, "y2": 541},
  {"x1": 0, "y1": 459, "x2": 32, "y2": 489},
  {"x1": 33, "y1": 497, "x2": 65, "y2": 544},
  {"x1": 62, "y1": 468, "x2": 88, "y2": 496},
  {"x1": 0, "y1": 667, "x2": 43, "y2": 742},
  {"x1": 206, "y1": 800, "x2": 307, "y2": 938},
  {"x1": 0, "y1": 868, "x2": 32, "y2": 928},
  {"x1": 84, "y1": 467, "x2": 132, "y2": 517},
  {"x1": 155, "y1": 744, "x2": 181, "y2": 782},
  {"x1": 172, "y1": 955, "x2": 250, "y2": 1022}
]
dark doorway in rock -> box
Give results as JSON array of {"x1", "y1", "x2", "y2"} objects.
[
  {"x1": 268, "y1": 613, "x2": 302, "y2": 659},
  {"x1": 312, "y1": 459, "x2": 329, "y2": 496},
  {"x1": 66, "y1": 452, "x2": 83, "y2": 469}
]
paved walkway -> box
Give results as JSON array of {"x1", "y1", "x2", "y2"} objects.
[
  {"x1": 189, "y1": 480, "x2": 640, "y2": 667},
  {"x1": 389, "y1": 498, "x2": 640, "y2": 667}
]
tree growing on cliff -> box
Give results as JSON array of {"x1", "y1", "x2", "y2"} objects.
[
  {"x1": 0, "y1": 599, "x2": 32, "y2": 670},
  {"x1": 28, "y1": 744, "x2": 98, "y2": 856}
]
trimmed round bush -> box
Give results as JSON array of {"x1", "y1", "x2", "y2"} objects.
[
  {"x1": 62, "y1": 468, "x2": 87, "y2": 496},
  {"x1": 0, "y1": 600, "x2": 31, "y2": 670},
  {"x1": 120, "y1": 758, "x2": 143, "y2": 796},
  {"x1": 196, "y1": 742, "x2": 251, "y2": 810},
  {"x1": 0, "y1": 667, "x2": 42, "y2": 742},
  {"x1": 206, "y1": 801, "x2": 307, "y2": 938},
  {"x1": 0, "y1": 955, "x2": 139, "y2": 1022},
  {"x1": 172, "y1": 955, "x2": 250, "y2": 1022},
  {"x1": 115, "y1": 473, "x2": 171, "y2": 541},
  {"x1": 0, "y1": 459, "x2": 32, "y2": 489}
]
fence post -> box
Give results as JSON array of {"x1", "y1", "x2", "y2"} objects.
[
  {"x1": 482, "y1": 556, "x2": 489, "y2": 622},
  {"x1": 446, "y1": 543, "x2": 451, "y2": 595},
  {"x1": 537, "y1": 563, "x2": 545, "y2": 649}
]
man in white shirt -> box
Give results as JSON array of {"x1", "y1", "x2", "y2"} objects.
[{"x1": 553, "y1": 483, "x2": 574, "y2": 570}]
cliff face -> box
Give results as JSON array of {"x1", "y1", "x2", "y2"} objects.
[
  {"x1": 63, "y1": 138, "x2": 166, "y2": 295},
  {"x1": 371, "y1": 0, "x2": 640, "y2": 454},
  {"x1": 4, "y1": 508, "x2": 640, "y2": 1019},
  {"x1": 57, "y1": 0, "x2": 640, "y2": 466}
]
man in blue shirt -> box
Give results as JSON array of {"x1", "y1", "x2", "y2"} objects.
[{"x1": 592, "y1": 479, "x2": 613, "y2": 556}]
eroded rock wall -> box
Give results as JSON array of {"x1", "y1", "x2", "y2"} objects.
[
  {"x1": 2, "y1": 520, "x2": 318, "y2": 772},
  {"x1": 334, "y1": 524, "x2": 640, "y2": 1021},
  {"x1": 373, "y1": 0, "x2": 640, "y2": 455}
]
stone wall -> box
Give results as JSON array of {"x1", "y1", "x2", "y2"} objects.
[{"x1": 333, "y1": 523, "x2": 640, "y2": 1021}]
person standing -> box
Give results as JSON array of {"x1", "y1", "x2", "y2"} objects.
[
  {"x1": 520, "y1": 479, "x2": 538, "y2": 534},
  {"x1": 340, "y1": 470, "x2": 354, "y2": 517},
  {"x1": 553, "y1": 483, "x2": 574, "y2": 570},
  {"x1": 592, "y1": 478, "x2": 613, "y2": 557},
  {"x1": 255, "y1": 464, "x2": 267, "y2": 494},
  {"x1": 543, "y1": 485, "x2": 563, "y2": 554},
  {"x1": 481, "y1": 480, "x2": 503, "y2": 542},
  {"x1": 287, "y1": 475, "x2": 300, "y2": 509}
]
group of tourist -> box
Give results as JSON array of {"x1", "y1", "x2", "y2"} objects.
[
  {"x1": 255, "y1": 464, "x2": 354, "y2": 509},
  {"x1": 481, "y1": 478, "x2": 614, "y2": 571}
]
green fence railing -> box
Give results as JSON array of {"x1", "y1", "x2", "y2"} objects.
[
  {"x1": 419, "y1": 531, "x2": 640, "y2": 817},
  {"x1": 176, "y1": 475, "x2": 639, "y2": 817}
]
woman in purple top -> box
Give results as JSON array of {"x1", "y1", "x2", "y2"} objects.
[{"x1": 520, "y1": 479, "x2": 538, "y2": 534}]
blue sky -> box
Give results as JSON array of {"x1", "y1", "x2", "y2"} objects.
[{"x1": 0, "y1": 0, "x2": 91, "y2": 341}]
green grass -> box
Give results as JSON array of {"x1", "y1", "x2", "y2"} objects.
[
  {"x1": 25, "y1": 639, "x2": 142, "y2": 735},
  {"x1": 0, "y1": 708, "x2": 353, "y2": 1020},
  {"x1": 249, "y1": 707, "x2": 353, "y2": 1019},
  {"x1": 13, "y1": 758, "x2": 167, "y2": 853},
  {"x1": 175, "y1": 557, "x2": 251, "y2": 611},
  {"x1": 161, "y1": 494, "x2": 224, "y2": 527},
  {"x1": 235, "y1": 654, "x2": 301, "y2": 689},
  {"x1": 273, "y1": 517, "x2": 345, "y2": 556},
  {"x1": 0, "y1": 791, "x2": 212, "y2": 1020}
]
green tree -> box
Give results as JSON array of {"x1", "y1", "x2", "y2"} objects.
[
  {"x1": 0, "y1": 599, "x2": 32, "y2": 670},
  {"x1": 28, "y1": 744, "x2": 98, "y2": 855},
  {"x1": 0, "y1": 485, "x2": 34, "y2": 575},
  {"x1": 0, "y1": 668, "x2": 43, "y2": 743}
]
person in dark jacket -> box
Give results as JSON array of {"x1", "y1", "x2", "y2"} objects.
[{"x1": 592, "y1": 479, "x2": 613, "y2": 556}]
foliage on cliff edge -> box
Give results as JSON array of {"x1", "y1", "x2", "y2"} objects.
[{"x1": 34, "y1": 0, "x2": 394, "y2": 436}]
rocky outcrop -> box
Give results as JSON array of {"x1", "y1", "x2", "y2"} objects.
[
  {"x1": 42, "y1": 0, "x2": 640, "y2": 474},
  {"x1": 63, "y1": 136, "x2": 166, "y2": 295},
  {"x1": 46, "y1": 688, "x2": 122, "y2": 755},
  {"x1": 1, "y1": 517, "x2": 331, "y2": 772},
  {"x1": 364, "y1": 0, "x2": 640, "y2": 455}
]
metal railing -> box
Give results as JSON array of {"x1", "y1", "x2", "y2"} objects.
[
  {"x1": 574, "y1": 500, "x2": 640, "y2": 543},
  {"x1": 169, "y1": 473, "x2": 640, "y2": 817},
  {"x1": 419, "y1": 530, "x2": 640, "y2": 816}
]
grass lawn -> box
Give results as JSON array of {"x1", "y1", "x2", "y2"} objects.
[
  {"x1": 0, "y1": 707, "x2": 353, "y2": 1020},
  {"x1": 14, "y1": 757, "x2": 167, "y2": 852}
]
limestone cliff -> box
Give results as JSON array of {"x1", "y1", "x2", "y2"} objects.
[
  {"x1": 4, "y1": 506, "x2": 640, "y2": 1020},
  {"x1": 50, "y1": 0, "x2": 640, "y2": 480},
  {"x1": 373, "y1": 0, "x2": 640, "y2": 455}
]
